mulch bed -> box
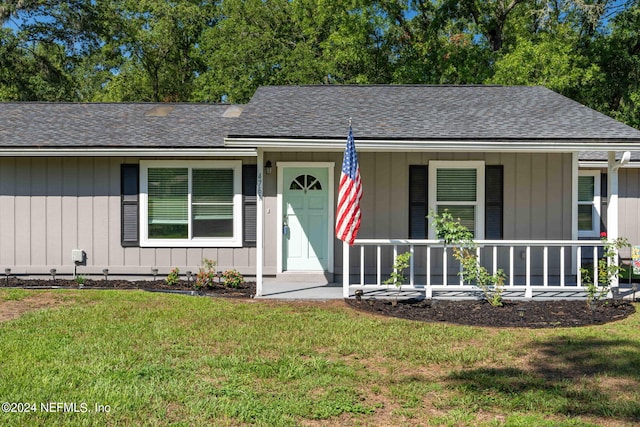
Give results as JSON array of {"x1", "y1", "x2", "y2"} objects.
[
  {"x1": 3, "y1": 278, "x2": 637, "y2": 327},
  {"x1": 344, "y1": 297, "x2": 637, "y2": 328},
  {"x1": 1, "y1": 278, "x2": 256, "y2": 299}
]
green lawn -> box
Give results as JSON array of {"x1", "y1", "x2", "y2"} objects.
[{"x1": 0, "y1": 289, "x2": 639, "y2": 426}]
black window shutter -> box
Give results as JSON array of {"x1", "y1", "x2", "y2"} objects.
[
  {"x1": 243, "y1": 165, "x2": 257, "y2": 246},
  {"x1": 409, "y1": 165, "x2": 428, "y2": 239},
  {"x1": 121, "y1": 164, "x2": 139, "y2": 247},
  {"x1": 600, "y1": 172, "x2": 607, "y2": 233},
  {"x1": 485, "y1": 165, "x2": 503, "y2": 239}
]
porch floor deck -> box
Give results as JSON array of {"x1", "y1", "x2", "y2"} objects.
[{"x1": 259, "y1": 279, "x2": 640, "y2": 301}]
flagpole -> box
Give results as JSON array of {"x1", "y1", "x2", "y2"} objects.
[
  {"x1": 343, "y1": 118, "x2": 351, "y2": 298},
  {"x1": 337, "y1": 117, "x2": 361, "y2": 299},
  {"x1": 343, "y1": 241, "x2": 350, "y2": 298}
]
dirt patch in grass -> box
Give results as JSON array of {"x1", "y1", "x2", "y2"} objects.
[
  {"x1": 344, "y1": 298, "x2": 636, "y2": 328},
  {"x1": 0, "y1": 291, "x2": 69, "y2": 322}
]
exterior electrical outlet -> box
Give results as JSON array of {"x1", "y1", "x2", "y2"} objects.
[{"x1": 71, "y1": 249, "x2": 85, "y2": 263}]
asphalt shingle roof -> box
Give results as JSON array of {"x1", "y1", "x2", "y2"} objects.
[
  {"x1": 2, "y1": 85, "x2": 640, "y2": 149},
  {"x1": 0, "y1": 102, "x2": 236, "y2": 148},
  {"x1": 579, "y1": 151, "x2": 640, "y2": 162},
  {"x1": 230, "y1": 85, "x2": 640, "y2": 142}
]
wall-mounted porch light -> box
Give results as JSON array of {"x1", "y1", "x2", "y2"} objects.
[{"x1": 265, "y1": 160, "x2": 272, "y2": 175}]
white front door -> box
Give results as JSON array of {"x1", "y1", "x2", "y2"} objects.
[{"x1": 282, "y1": 167, "x2": 329, "y2": 271}]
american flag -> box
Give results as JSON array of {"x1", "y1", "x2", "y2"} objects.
[{"x1": 336, "y1": 126, "x2": 362, "y2": 245}]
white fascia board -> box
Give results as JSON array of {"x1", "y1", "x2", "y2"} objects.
[
  {"x1": 0, "y1": 148, "x2": 258, "y2": 157},
  {"x1": 579, "y1": 161, "x2": 640, "y2": 168},
  {"x1": 225, "y1": 137, "x2": 640, "y2": 153}
]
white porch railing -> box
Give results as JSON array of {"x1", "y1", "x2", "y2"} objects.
[{"x1": 342, "y1": 239, "x2": 610, "y2": 299}]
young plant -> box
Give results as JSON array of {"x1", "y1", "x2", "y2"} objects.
[
  {"x1": 383, "y1": 252, "x2": 412, "y2": 289},
  {"x1": 195, "y1": 258, "x2": 217, "y2": 290},
  {"x1": 383, "y1": 252, "x2": 412, "y2": 306},
  {"x1": 222, "y1": 269, "x2": 244, "y2": 288},
  {"x1": 429, "y1": 209, "x2": 506, "y2": 306},
  {"x1": 166, "y1": 267, "x2": 180, "y2": 286},
  {"x1": 75, "y1": 275, "x2": 86, "y2": 286},
  {"x1": 581, "y1": 235, "x2": 630, "y2": 307}
]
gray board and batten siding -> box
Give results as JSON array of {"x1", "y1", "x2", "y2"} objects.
[
  {"x1": 0, "y1": 156, "x2": 257, "y2": 277},
  {"x1": 0, "y1": 151, "x2": 570, "y2": 277}
]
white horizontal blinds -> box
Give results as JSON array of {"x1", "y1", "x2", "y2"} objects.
[
  {"x1": 436, "y1": 168, "x2": 477, "y2": 234},
  {"x1": 192, "y1": 169, "x2": 234, "y2": 237},
  {"x1": 578, "y1": 175, "x2": 595, "y2": 231},
  {"x1": 148, "y1": 168, "x2": 188, "y2": 239}
]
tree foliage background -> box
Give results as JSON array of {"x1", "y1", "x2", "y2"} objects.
[{"x1": 2, "y1": 0, "x2": 640, "y2": 128}]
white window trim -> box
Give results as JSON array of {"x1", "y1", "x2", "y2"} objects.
[
  {"x1": 578, "y1": 170, "x2": 601, "y2": 238},
  {"x1": 140, "y1": 160, "x2": 243, "y2": 247},
  {"x1": 428, "y1": 161, "x2": 485, "y2": 239}
]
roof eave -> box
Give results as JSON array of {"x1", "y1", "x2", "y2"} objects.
[
  {"x1": 0, "y1": 147, "x2": 257, "y2": 157},
  {"x1": 224, "y1": 137, "x2": 640, "y2": 152}
]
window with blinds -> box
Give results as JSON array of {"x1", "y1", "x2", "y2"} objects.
[
  {"x1": 578, "y1": 171, "x2": 601, "y2": 237},
  {"x1": 140, "y1": 161, "x2": 242, "y2": 247},
  {"x1": 429, "y1": 161, "x2": 485, "y2": 239},
  {"x1": 148, "y1": 168, "x2": 189, "y2": 238},
  {"x1": 436, "y1": 168, "x2": 478, "y2": 234},
  {"x1": 192, "y1": 169, "x2": 234, "y2": 237}
]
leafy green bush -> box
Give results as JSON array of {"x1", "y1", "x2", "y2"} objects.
[
  {"x1": 195, "y1": 258, "x2": 218, "y2": 290},
  {"x1": 581, "y1": 236, "x2": 630, "y2": 306},
  {"x1": 222, "y1": 269, "x2": 244, "y2": 288},
  {"x1": 429, "y1": 209, "x2": 505, "y2": 306},
  {"x1": 166, "y1": 267, "x2": 180, "y2": 286}
]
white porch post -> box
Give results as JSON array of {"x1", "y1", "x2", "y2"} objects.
[
  {"x1": 343, "y1": 241, "x2": 350, "y2": 298},
  {"x1": 608, "y1": 151, "x2": 620, "y2": 290},
  {"x1": 256, "y1": 150, "x2": 264, "y2": 297}
]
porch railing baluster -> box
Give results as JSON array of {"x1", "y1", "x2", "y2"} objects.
[
  {"x1": 426, "y1": 245, "x2": 432, "y2": 298},
  {"x1": 443, "y1": 246, "x2": 448, "y2": 286},
  {"x1": 543, "y1": 246, "x2": 548, "y2": 287},
  {"x1": 560, "y1": 246, "x2": 565, "y2": 287},
  {"x1": 525, "y1": 246, "x2": 532, "y2": 298},
  {"x1": 360, "y1": 245, "x2": 365, "y2": 286},
  {"x1": 577, "y1": 246, "x2": 582, "y2": 286},
  {"x1": 409, "y1": 245, "x2": 415, "y2": 287},
  {"x1": 376, "y1": 245, "x2": 381, "y2": 286},
  {"x1": 509, "y1": 246, "x2": 514, "y2": 286},
  {"x1": 593, "y1": 246, "x2": 598, "y2": 287},
  {"x1": 493, "y1": 246, "x2": 498, "y2": 276}
]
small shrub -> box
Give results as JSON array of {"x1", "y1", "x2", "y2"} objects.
[
  {"x1": 195, "y1": 258, "x2": 217, "y2": 290},
  {"x1": 222, "y1": 269, "x2": 244, "y2": 288},
  {"x1": 166, "y1": 267, "x2": 180, "y2": 286},
  {"x1": 429, "y1": 209, "x2": 505, "y2": 307},
  {"x1": 581, "y1": 236, "x2": 630, "y2": 307},
  {"x1": 383, "y1": 252, "x2": 412, "y2": 289},
  {"x1": 75, "y1": 275, "x2": 86, "y2": 285}
]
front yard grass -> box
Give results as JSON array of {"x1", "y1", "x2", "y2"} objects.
[{"x1": 0, "y1": 289, "x2": 638, "y2": 426}]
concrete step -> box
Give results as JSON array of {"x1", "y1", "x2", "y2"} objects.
[{"x1": 275, "y1": 272, "x2": 333, "y2": 284}]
